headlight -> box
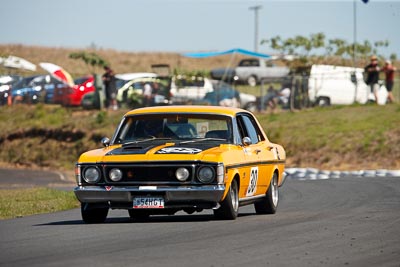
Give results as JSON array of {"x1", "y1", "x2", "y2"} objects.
[
  {"x1": 109, "y1": 168, "x2": 123, "y2": 182},
  {"x1": 176, "y1": 167, "x2": 190, "y2": 181},
  {"x1": 83, "y1": 166, "x2": 101, "y2": 183},
  {"x1": 198, "y1": 166, "x2": 215, "y2": 183}
]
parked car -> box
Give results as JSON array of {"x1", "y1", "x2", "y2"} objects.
[
  {"x1": 169, "y1": 76, "x2": 213, "y2": 104},
  {"x1": 115, "y1": 72, "x2": 157, "y2": 91},
  {"x1": 0, "y1": 75, "x2": 22, "y2": 105},
  {"x1": 53, "y1": 75, "x2": 95, "y2": 106},
  {"x1": 11, "y1": 75, "x2": 66, "y2": 104},
  {"x1": 81, "y1": 73, "x2": 159, "y2": 109},
  {"x1": 74, "y1": 105, "x2": 286, "y2": 223},
  {"x1": 170, "y1": 78, "x2": 257, "y2": 111},
  {"x1": 210, "y1": 68, "x2": 236, "y2": 83},
  {"x1": 72, "y1": 75, "x2": 95, "y2": 106},
  {"x1": 116, "y1": 76, "x2": 171, "y2": 108},
  {"x1": 308, "y1": 64, "x2": 388, "y2": 106},
  {"x1": 201, "y1": 80, "x2": 257, "y2": 111},
  {"x1": 211, "y1": 58, "x2": 290, "y2": 86}
]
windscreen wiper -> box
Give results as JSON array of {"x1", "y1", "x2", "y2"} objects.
[
  {"x1": 122, "y1": 137, "x2": 172, "y2": 146},
  {"x1": 180, "y1": 138, "x2": 226, "y2": 144}
]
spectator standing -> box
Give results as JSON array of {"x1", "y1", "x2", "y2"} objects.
[
  {"x1": 143, "y1": 82, "x2": 153, "y2": 106},
  {"x1": 364, "y1": 55, "x2": 381, "y2": 103},
  {"x1": 381, "y1": 60, "x2": 396, "y2": 103},
  {"x1": 102, "y1": 66, "x2": 118, "y2": 110},
  {"x1": 261, "y1": 85, "x2": 278, "y2": 111}
]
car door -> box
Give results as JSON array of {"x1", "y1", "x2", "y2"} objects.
[
  {"x1": 237, "y1": 113, "x2": 275, "y2": 197},
  {"x1": 236, "y1": 114, "x2": 264, "y2": 198}
]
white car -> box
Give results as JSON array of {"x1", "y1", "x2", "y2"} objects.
[
  {"x1": 169, "y1": 77, "x2": 213, "y2": 104},
  {"x1": 115, "y1": 72, "x2": 157, "y2": 90},
  {"x1": 203, "y1": 80, "x2": 257, "y2": 111},
  {"x1": 170, "y1": 78, "x2": 257, "y2": 111},
  {"x1": 308, "y1": 65, "x2": 387, "y2": 106}
]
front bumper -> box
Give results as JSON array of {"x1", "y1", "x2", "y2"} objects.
[{"x1": 74, "y1": 184, "x2": 225, "y2": 208}]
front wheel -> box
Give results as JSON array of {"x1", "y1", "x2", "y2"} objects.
[
  {"x1": 254, "y1": 173, "x2": 279, "y2": 214},
  {"x1": 247, "y1": 76, "x2": 257, "y2": 87},
  {"x1": 214, "y1": 179, "x2": 239, "y2": 220},
  {"x1": 81, "y1": 203, "x2": 109, "y2": 224}
]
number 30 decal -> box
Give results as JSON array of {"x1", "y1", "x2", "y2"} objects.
[{"x1": 246, "y1": 167, "x2": 259, "y2": 196}]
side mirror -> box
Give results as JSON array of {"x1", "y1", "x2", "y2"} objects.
[
  {"x1": 242, "y1": 137, "x2": 252, "y2": 146},
  {"x1": 101, "y1": 137, "x2": 110, "y2": 147}
]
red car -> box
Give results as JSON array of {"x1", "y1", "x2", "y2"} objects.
[
  {"x1": 54, "y1": 76, "x2": 95, "y2": 106},
  {"x1": 70, "y1": 76, "x2": 95, "y2": 106}
]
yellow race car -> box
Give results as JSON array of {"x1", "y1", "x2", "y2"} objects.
[{"x1": 74, "y1": 105, "x2": 286, "y2": 223}]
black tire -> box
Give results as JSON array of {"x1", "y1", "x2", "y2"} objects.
[
  {"x1": 254, "y1": 172, "x2": 279, "y2": 214},
  {"x1": 128, "y1": 209, "x2": 150, "y2": 221},
  {"x1": 214, "y1": 179, "x2": 239, "y2": 220},
  {"x1": 316, "y1": 97, "x2": 330, "y2": 107},
  {"x1": 247, "y1": 76, "x2": 257, "y2": 87},
  {"x1": 81, "y1": 203, "x2": 109, "y2": 224}
]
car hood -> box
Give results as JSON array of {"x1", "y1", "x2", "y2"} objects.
[{"x1": 78, "y1": 141, "x2": 238, "y2": 163}]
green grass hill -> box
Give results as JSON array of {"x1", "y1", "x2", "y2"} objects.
[{"x1": 0, "y1": 104, "x2": 399, "y2": 172}]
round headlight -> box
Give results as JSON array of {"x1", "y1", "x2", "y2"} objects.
[
  {"x1": 175, "y1": 167, "x2": 190, "y2": 181},
  {"x1": 109, "y1": 168, "x2": 123, "y2": 182},
  {"x1": 83, "y1": 167, "x2": 100, "y2": 183},
  {"x1": 198, "y1": 166, "x2": 215, "y2": 183}
]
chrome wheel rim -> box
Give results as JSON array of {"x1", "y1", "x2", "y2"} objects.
[
  {"x1": 230, "y1": 181, "x2": 239, "y2": 212},
  {"x1": 248, "y1": 76, "x2": 256, "y2": 87},
  {"x1": 271, "y1": 175, "x2": 278, "y2": 207}
]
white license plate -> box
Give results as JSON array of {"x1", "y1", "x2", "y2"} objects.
[{"x1": 133, "y1": 197, "x2": 164, "y2": 209}]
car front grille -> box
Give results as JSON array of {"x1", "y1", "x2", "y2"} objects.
[{"x1": 103, "y1": 163, "x2": 196, "y2": 184}]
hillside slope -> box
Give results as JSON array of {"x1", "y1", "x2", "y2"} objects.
[
  {"x1": 0, "y1": 44, "x2": 243, "y2": 78},
  {"x1": 0, "y1": 104, "x2": 399, "y2": 171}
]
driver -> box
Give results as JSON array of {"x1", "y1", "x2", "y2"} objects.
[{"x1": 143, "y1": 119, "x2": 164, "y2": 137}]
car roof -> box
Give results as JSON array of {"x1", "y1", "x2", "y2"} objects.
[
  {"x1": 125, "y1": 105, "x2": 249, "y2": 117},
  {"x1": 115, "y1": 72, "x2": 157, "y2": 81}
]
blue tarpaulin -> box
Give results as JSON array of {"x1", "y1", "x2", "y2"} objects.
[{"x1": 182, "y1": 48, "x2": 271, "y2": 59}]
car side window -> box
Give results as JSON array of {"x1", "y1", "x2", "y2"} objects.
[
  {"x1": 239, "y1": 59, "x2": 260, "y2": 67},
  {"x1": 237, "y1": 114, "x2": 264, "y2": 144}
]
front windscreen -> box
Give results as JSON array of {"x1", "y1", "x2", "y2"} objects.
[{"x1": 113, "y1": 113, "x2": 233, "y2": 144}]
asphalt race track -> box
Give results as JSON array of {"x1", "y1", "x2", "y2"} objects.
[{"x1": 0, "y1": 171, "x2": 399, "y2": 266}]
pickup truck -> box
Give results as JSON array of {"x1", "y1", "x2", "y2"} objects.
[{"x1": 210, "y1": 58, "x2": 290, "y2": 86}]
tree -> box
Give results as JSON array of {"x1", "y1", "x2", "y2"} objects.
[
  {"x1": 261, "y1": 32, "x2": 395, "y2": 68},
  {"x1": 69, "y1": 52, "x2": 109, "y2": 74}
]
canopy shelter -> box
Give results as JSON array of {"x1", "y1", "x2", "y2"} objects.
[
  {"x1": 0, "y1": 55, "x2": 36, "y2": 71},
  {"x1": 182, "y1": 48, "x2": 271, "y2": 59},
  {"x1": 182, "y1": 48, "x2": 272, "y2": 85},
  {"x1": 39, "y1": 62, "x2": 75, "y2": 87}
]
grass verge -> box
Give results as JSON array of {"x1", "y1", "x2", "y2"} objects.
[
  {"x1": 1, "y1": 103, "x2": 400, "y2": 171},
  {"x1": 0, "y1": 188, "x2": 79, "y2": 220}
]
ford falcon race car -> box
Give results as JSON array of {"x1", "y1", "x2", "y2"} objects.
[{"x1": 74, "y1": 105, "x2": 286, "y2": 223}]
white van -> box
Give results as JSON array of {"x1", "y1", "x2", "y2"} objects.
[{"x1": 308, "y1": 64, "x2": 387, "y2": 106}]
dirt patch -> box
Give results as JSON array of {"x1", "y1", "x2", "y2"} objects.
[{"x1": 0, "y1": 128, "x2": 85, "y2": 144}]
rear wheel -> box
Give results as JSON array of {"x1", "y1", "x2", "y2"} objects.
[
  {"x1": 214, "y1": 179, "x2": 239, "y2": 220},
  {"x1": 254, "y1": 173, "x2": 279, "y2": 214},
  {"x1": 316, "y1": 96, "x2": 330, "y2": 107},
  {"x1": 81, "y1": 203, "x2": 109, "y2": 224}
]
